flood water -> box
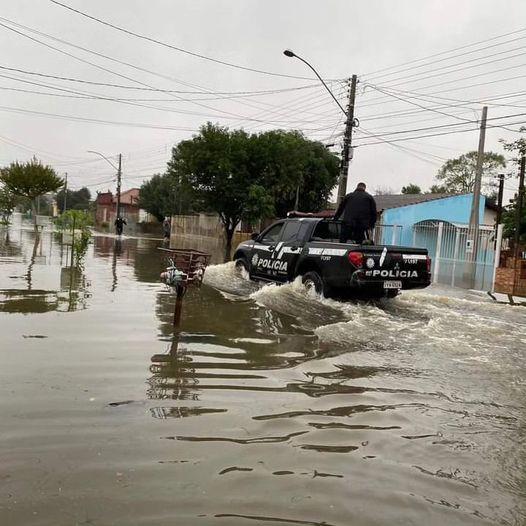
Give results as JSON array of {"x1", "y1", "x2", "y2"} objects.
[{"x1": 1, "y1": 223, "x2": 525, "y2": 526}]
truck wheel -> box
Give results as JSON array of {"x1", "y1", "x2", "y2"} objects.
[
  {"x1": 302, "y1": 271, "x2": 325, "y2": 297},
  {"x1": 234, "y1": 258, "x2": 250, "y2": 279}
]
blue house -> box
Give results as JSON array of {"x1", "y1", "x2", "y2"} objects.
[{"x1": 374, "y1": 193, "x2": 498, "y2": 289}]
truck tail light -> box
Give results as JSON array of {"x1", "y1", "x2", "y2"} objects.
[
  {"x1": 426, "y1": 255, "x2": 432, "y2": 273},
  {"x1": 348, "y1": 251, "x2": 363, "y2": 268}
]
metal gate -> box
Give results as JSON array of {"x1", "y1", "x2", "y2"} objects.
[{"x1": 373, "y1": 221, "x2": 497, "y2": 291}]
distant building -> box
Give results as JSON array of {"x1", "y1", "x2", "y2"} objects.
[{"x1": 95, "y1": 188, "x2": 144, "y2": 226}]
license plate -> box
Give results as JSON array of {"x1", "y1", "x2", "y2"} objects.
[{"x1": 383, "y1": 280, "x2": 402, "y2": 289}]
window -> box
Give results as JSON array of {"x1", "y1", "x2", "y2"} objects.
[
  {"x1": 281, "y1": 221, "x2": 310, "y2": 243},
  {"x1": 260, "y1": 223, "x2": 284, "y2": 244},
  {"x1": 312, "y1": 221, "x2": 341, "y2": 242}
]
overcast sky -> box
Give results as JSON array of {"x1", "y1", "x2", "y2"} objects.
[{"x1": 1, "y1": 0, "x2": 525, "y2": 203}]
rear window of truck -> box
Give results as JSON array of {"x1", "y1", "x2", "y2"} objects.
[{"x1": 311, "y1": 221, "x2": 341, "y2": 242}]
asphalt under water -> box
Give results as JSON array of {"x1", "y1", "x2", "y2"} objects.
[{"x1": 0, "y1": 224, "x2": 525, "y2": 526}]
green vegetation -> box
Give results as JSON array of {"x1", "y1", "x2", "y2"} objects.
[
  {"x1": 0, "y1": 185, "x2": 18, "y2": 224},
  {"x1": 56, "y1": 187, "x2": 91, "y2": 213},
  {"x1": 0, "y1": 157, "x2": 63, "y2": 229},
  {"x1": 500, "y1": 129, "x2": 526, "y2": 242},
  {"x1": 155, "y1": 123, "x2": 339, "y2": 247},
  {"x1": 138, "y1": 173, "x2": 193, "y2": 222},
  {"x1": 435, "y1": 151, "x2": 506, "y2": 194},
  {"x1": 55, "y1": 210, "x2": 93, "y2": 266},
  {"x1": 401, "y1": 184, "x2": 422, "y2": 194}
]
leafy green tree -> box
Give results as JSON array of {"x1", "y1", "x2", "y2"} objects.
[
  {"x1": 502, "y1": 198, "x2": 526, "y2": 243},
  {"x1": 435, "y1": 151, "x2": 505, "y2": 194},
  {"x1": 429, "y1": 184, "x2": 450, "y2": 194},
  {"x1": 55, "y1": 210, "x2": 93, "y2": 266},
  {"x1": 401, "y1": 184, "x2": 422, "y2": 194},
  {"x1": 0, "y1": 157, "x2": 63, "y2": 228},
  {"x1": 500, "y1": 128, "x2": 526, "y2": 242},
  {"x1": 0, "y1": 185, "x2": 18, "y2": 224},
  {"x1": 138, "y1": 173, "x2": 193, "y2": 222},
  {"x1": 56, "y1": 187, "x2": 91, "y2": 213},
  {"x1": 167, "y1": 124, "x2": 339, "y2": 248},
  {"x1": 168, "y1": 123, "x2": 273, "y2": 247},
  {"x1": 250, "y1": 130, "x2": 339, "y2": 217}
]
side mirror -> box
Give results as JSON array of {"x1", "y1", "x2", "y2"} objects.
[{"x1": 250, "y1": 232, "x2": 259, "y2": 241}]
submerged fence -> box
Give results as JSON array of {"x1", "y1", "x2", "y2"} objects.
[{"x1": 374, "y1": 221, "x2": 498, "y2": 291}]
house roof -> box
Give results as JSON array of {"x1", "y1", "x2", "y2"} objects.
[
  {"x1": 120, "y1": 188, "x2": 140, "y2": 205},
  {"x1": 373, "y1": 193, "x2": 452, "y2": 212},
  {"x1": 96, "y1": 191, "x2": 113, "y2": 205}
]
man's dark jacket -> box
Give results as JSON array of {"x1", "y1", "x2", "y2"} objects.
[{"x1": 334, "y1": 189, "x2": 377, "y2": 228}]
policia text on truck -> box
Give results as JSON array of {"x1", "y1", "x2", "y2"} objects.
[{"x1": 233, "y1": 217, "x2": 431, "y2": 299}]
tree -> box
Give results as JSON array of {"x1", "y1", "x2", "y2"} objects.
[
  {"x1": 0, "y1": 185, "x2": 18, "y2": 224},
  {"x1": 249, "y1": 130, "x2": 339, "y2": 217},
  {"x1": 502, "y1": 197, "x2": 526, "y2": 243},
  {"x1": 435, "y1": 151, "x2": 506, "y2": 194},
  {"x1": 168, "y1": 124, "x2": 273, "y2": 248},
  {"x1": 401, "y1": 184, "x2": 422, "y2": 194},
  {"x1": 166, "y1": 123, "x2": 339, "y2": 249},
  {"x1": 429, "y1": 184, "x2": 450, "y2": 194},
  {"x1": 56, "y1": 187, "x2": 91, "y2": 213},
  {"x1": 0, "y1": 157, "x2": 63, "y2": 228},
  {"x1": 374, "y1": 186, "x2": 396, "y2": 195},
  {"x1": 500, "y1": 128, "x2": 526, "y2": 242},
  {"x1": 138, "y1": 173, "x2": 193, "y2": 222}
]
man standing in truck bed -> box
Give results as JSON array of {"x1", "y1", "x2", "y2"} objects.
[{"x1": 333, "y1": 182, "x2": 377, "y2": 244}]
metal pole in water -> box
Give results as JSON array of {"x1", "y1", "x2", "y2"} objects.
[{"x1": 173, "y1": 285, "x2": 185, "y2": 328}]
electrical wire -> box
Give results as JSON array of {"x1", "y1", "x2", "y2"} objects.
[
  {"x1": 49, "y1": 0, "x2": 339, "y2": 81},
  {"x1": 364, "y1": 26, "x2": 526, "y2": 78}
]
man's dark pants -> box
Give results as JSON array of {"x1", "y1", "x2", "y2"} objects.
[{"x1": 339, "y1": 220, "x2": 368, "y2": 244}]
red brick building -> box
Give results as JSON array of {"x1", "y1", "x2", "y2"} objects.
[{"x1": 95, "y1": 188, "x2": 141, "y2": 225}]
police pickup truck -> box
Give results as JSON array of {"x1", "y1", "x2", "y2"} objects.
[{"x1": 233, "y1": 217, "x2": 431, "y2": 299}]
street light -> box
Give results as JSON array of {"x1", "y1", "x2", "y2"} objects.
[
  {"x1": 87, "y1": 150, "x2": 119, "y2": 171},
  {"x1": 87, "y1": 150, "x2": 123, "y2": 224},
  {"x1": 283, "y1": 49, "x2": 346, "y2": 115}
]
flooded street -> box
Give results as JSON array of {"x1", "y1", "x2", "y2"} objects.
[{"x1": 1, "y1": 223, "x2": 525, "y2": 526}]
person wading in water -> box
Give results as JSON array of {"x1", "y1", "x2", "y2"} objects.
[
  {"x1": 114, "y1": 216, "x2": 127, "y2": 236},
  {"x1": 333, "y1": 182, "x2": 377, "y2": 244}
]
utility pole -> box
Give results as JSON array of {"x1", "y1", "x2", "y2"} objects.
[
  {"x1": 116, "y1": 153, "x2": 122, "y2": 220},
  {"x1": 337, "y1": 74, "x2": 358, "y2": 205},
  {"x1": 464, "y1": 105, "x2": 488, "y2": 288},
  {"x1": 513, "y1": 154, "x2": 525, "y2": 261},
  {"x1": 63, "y1": 173, "x2": 68, "y2": 214},
  {"x1": 496, "y1": 173, "x2": 505, "y2": 226}
]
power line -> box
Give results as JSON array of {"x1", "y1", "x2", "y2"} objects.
[
  {"x1": 365, "y1": 44, "x2": 526, "y2": 87},
  {"x1": 355, "y1": 111, "x2": 526, "y2": 139},
  {"x1": 363, "y1": 83, "x2": 475, "y2": 123},
  {"x1": 49, "y1": 0, "x2": 337, "y2": 81},
  {"x1": 358, "y1": 71, "x2": 526, "y2": 110},
  {"x1": 0, "y1": 64, "x2": 319, "y2": 97},
  {"x1": 364, "y1": 26, "x2": 526, "y2": 78},
  {"x1": 355, "y1": 119, "x2": 526, "y2": 147}
]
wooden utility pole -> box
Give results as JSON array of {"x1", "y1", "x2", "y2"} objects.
[
  {"x1": 336, "y1": 75, "x2": 358, "y2": 205},
  {"x1": 513, "y1": 154, "x2": 526, "y2": 260},
  {"x1": 63, "y1": 173, "x2": 68, "y2": 213},
  {"x1": 496, "y1": 173, "x2": 505, "y2": 226},
  {"x1": 116, "y1": 153, "x2": 122, "y2": 219},
  {"x1": 464, "y1": 105, "x2": 488, "y2": 288}
]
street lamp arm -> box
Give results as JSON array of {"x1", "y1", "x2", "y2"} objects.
[
  {"x1": 284, "y1": 50, "x2": 347, "y2": 116},
  {"x1": 87, "y1": 150, "x2": 119, "y2": 171}
]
